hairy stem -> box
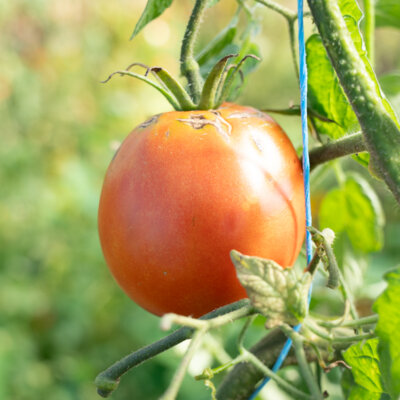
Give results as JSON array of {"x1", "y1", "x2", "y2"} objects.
[
  {"x1": 307, "y1": 0, "x2": 400, "y2": 204},
  {"x1": 309, "y1": 132, "x2": 366, "y2": 170},
  {"x1": 364, "y1": 0, "x2": 375, "y2": 67},
  {"x1": 180, "y1": 0, "x2": 208, "y2": 103},
  {"x1": 95, "y1": 299, "x2": 250, "y2": 398}
]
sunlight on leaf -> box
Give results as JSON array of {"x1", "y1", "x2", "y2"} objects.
[
  {"x1": 343, "y1": 339, "x2": 387, "y2": 399},
  {"x1": 131, "y1": 0, "x2": 174, "y2": 39},
  {"x1": 319, "y1": 173, "x2": 384, "y2": 253},
  {"x1": 306, "y1": 34, "x2": 359, "y2": 139}
]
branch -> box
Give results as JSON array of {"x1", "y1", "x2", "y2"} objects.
[
  {"x1": 307, "y1": 0, "x2": 400, "y2": 204},
  {"x1": 308, "y1": 132, "x2": 366, "y2": 170},
  {"x1": 95, "y1": 299, "x2": 250, "y2": 398}
]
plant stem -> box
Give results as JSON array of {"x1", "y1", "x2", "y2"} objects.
[
  {"x1": 307, "y1": 0, "x2": 400, "y2": 204},
  {"x1": 254, "y1": 0, "x2": 296, "y2": 20},
  {"x1": 95, "y1": 299, "x2": 250, "y2": 398},
  {"x1": 161, "y1": 303, "x2": 255, "y2": 331},
  {"x1": 160, "y1": 328, "x2": 207, "y2": 400},
  {"x1": 337, "y1": 269, "x2": 359, "y2": 321},
  {"x1": 289, "y1": 20, "x2": 300, "y2": 81},
  {"x1": 308, "y1": 132, "x2": 366, "y2": 170},
  {"x1": 318, "y1": 314, "x2": 378, "y2": 329},
  {"x1": 305, "y1": 320, "x2": 375, "y2": 344},
  {"x1": 196, "y1": 354, "x2": 247, "y2": 380},
  {"x1": 241, "y1": 349, "x2": 313, "y2": 400},
  {"x1": 237, "y1": 315, "x2": 257, "y2": 350},
  {"x1": 280, "y1": 325, "x2": 323, "y2": 400},
  {"x1": 364, "y1": 0, "x2": 375, "y2": 67},
  {"x1": 180, "y1": 0, "x2": 208, "y2": 103},
  {"x1": 254, "y1": 0, "x2": 300, "y2": 81}
]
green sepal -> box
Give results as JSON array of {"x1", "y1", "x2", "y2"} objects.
[
  {"x1": 102, "y1": 69, "x2": 181, "y2": 111},
  {"x1": 151, "y1": 67, "x2": 196, "y2": 111},
  {"x1": 198, "y1": 54, "x2": 237, "y2": 110}
]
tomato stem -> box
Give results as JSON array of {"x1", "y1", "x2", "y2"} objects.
[
  {"x1": 94, "y1": 299, "x2": 251, "y2": 398},
  {"x1": 280, "y1": 324, "x2": 324, "y2": 400},
  {"x1": 180, "y1": 0, "x2": 208, "y2": 103},
  {"x1": 254, "y1": 0, "x2": 297, "y2": 20},
  {"x1": 308, "y1": 132, "x2": 366, "y2": 170},
  {"x1": 307, "y1": 0, "x2": 400, "y2": 204},
  {"x1": 288, "y1": 19, "x2": 300, "y2": 82}
]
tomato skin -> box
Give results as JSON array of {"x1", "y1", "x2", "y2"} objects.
[{"x1": 98, "y1": 104, "x2": 305, "y2": 317}]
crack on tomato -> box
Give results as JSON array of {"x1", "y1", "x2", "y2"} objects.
[
  {"x1": 139, "y1": 114, "x2": 160, "y2": 129},
  {"x1": 228, "y1": 110, "x2": 266, "y2": 120},
  {"x1": 177, "y1": 114, "x2": 232, "y2": 141},
  {"x1": 165, "y1": 129, "x2": 170, "y2": 137}
]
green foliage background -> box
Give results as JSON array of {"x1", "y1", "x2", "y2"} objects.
[{"x1": 0, "y1": 0, "x2": 399, "y2": 399}]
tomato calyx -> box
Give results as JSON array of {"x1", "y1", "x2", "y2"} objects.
[{"x1": 102, "y1": 54, "x2": 260, "y2": 112}]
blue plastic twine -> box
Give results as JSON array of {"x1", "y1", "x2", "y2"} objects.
[{"x1": 248, "y1": 0, "x2": 312, "y2": 397}]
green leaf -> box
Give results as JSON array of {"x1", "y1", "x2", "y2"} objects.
[
  {"x1": 306, "y1": 34, "x2": 360, "y2": 139},
  {"x1": 319, "y1": 174, "x2": 385, "y2": 253},
  {"x1": 343, "y1": 339, "x2": 384, "y2": 394},
  {"x1": 131, "y1": 0, "x2": 174, "y2": 39},
  {"x1": 230, "y1": 250, "x2": 312, "y2": 328},
  {"x1": 196, "y1": 24, "x2": 238, "y2": 67},
  {"x1": 376, "y1": 0, "x2": 400, "y2": 28},
  {"x1": 339, "y1": 0, "x2": 363, "y2": 20},
  {"x1": 373, "y1": 267, "x2": 400, "y2": 399}
]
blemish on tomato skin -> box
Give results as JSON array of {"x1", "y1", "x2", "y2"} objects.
[
  {"x1": 139, "y1": 114, "x2": 160, "y2": 129},
  {"x1": 177, "y1": 113, "x2": 232, "y2": 142}
]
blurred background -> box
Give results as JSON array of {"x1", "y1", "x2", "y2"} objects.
[{"x1": 1, "y1": 0, "x2": 399, "y2": 399}]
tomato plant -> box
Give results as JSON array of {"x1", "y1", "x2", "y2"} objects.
[
  {"x1": 94, "y1": 0, "x2": 400, "y2": 399},
  {"x1": 98, "y1": 103, "x2": 305, "y2": 317}
]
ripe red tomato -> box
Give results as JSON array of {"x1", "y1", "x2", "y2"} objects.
[{"x1": 98, "y1": 103, "x2": 305, "y2": 317}]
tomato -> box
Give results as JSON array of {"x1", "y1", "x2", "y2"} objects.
[{"x1": 98, "y1": 103, "x2": 305, "y2": 317}]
